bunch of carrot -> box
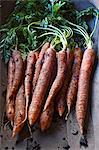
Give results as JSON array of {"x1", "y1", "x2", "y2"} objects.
[{"x1": 5, "y1": 11, "x2": 98, "y2": 147}]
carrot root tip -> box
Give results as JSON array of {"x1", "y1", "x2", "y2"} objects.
[
  {"x1": 29, "y1": 119, "x2": 33, "y2": 126},
  {"x1": 59, "y1": 112, "x2": 63, "y2": 117},
  {"x1": 58, "y1": 107, "x2": 65, "y2": 117},
  {"x1": 27, "y1": 121, "x2": 32, "y2": 137},
  {"x1": 79, "y1": 126, "x2": 83, "y2": 135},
  {"x1": 11, "y1": 121, "x2": 14, "y2": 127},
  {"x1": 80, "y1": 135, "x2": 88, "y2": 148},
  {"x1": 58, "y1": 109, "x2": 64, "y2": 117},
  {"x1": 12, "y1": 132, "x2": 15, "y2": 138},
  {"x1": 65, "y1": 106, "x2": 70, "y2": 120},
  {"x1": 40, "y1": 127, "x2": 45, "y2": 132},
  {"x1": 65, "y1": 113, "x2": 69, "y2": 120},
  {"x1": 3, "y1": 121, "x2": 10, "y2": 131}
]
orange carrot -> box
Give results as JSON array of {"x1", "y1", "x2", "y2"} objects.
[
  {"x1": 6, "y1": 57, "x2": 15, "y2": 121},
  {"x1": 65, "y1": 47, "x2": 83, "y2": 120},
  {"x1": 47, "y1": 53, "x2": 57, "y2": 92},
  {"x1": 56, "y1": 49, "x2": 74, "y2": 116},
  {"x1": 40, "y1": 101, "x2": 54, "y2": 131},
  {"x1": 34, "y1": 51, "x2": 39, "y2": 61},
  {"x1": 12, "y1": 83, "x2": 25, "y2": 138},
  {"x1": 32, "y1": 42, "x2": 50, "y2": 91},
  {"x1": 25, "y1": 51, "x2": 36, "y2": 120},
  {"x1": 28, "y1": 47, "x2": 56, "y2": 126},
  {"x1": 76, "y1": 48, "x2": 95, "y2": 135},
  {"x1": 40, "y1": 50, "x2": 67, "y2": 131},
  {"x1": 9, "y1": 51, "x2": 23, "y2": 99}
]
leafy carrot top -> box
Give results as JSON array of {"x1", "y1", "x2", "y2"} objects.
[{"x1": 0, "y1": 0, "x2": 98, "y2": 63}]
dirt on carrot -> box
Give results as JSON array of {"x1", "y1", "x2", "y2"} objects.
[
  {"x1": 40, "y1": 50, "x2": 67, "y2": 131},
  {"x1": 9, "y1": 51, "x2": 23, "y2": 100},
  {"x1": 56, "y1": 49, "x2": 74, "y2": 116},
  {"x1": 76, "y1": 48, "x2": 95, "y2": 135},
  {"x1": 12, "y1": 82, "x2": 26, "y2": 138},
  {"x1": 34, "y1": 51, "x2": 39, "y2": 61},
  {"x1": 6, "y1": 57, "x2": 15, "y2": 121},
  {"x1": 25, "y1": 51, "x2": 36, "y2": 108},
  {"x1": 28, "y1": 47, "x2": 56, "y2": 126},
  {"x1": 65, "y1": 47, "x2": 83, "y2": 120},
  {"x1": 32, "y1": 42, "x2": 50, "y2": 92}
]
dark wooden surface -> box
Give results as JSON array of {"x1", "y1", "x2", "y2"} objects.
[{"x1": 1, "y1": 0, "x2": 15, "y2": 24}]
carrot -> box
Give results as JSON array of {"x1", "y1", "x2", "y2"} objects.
[
  {"x1": 9, "y1": 51, "x2": 23, "y2": 99},
  {"x1": 56, "y1": 49, "x2": 74, "y2": 116},
  {"x1": 76, "y1": 48, "x2": 95, "y2": 135},
  {"x1": 66, "y1": 13, "x2": 98, "y2": 134},
  {"x1": 6, "y1": 57, "x2": 15, "y2": 121},
  {"x1": 24, "y1": 51, "x2": 36, "y2": 121},
  {"x1": 66, "y1": 15, "x2": 98, "y2": 146},
  {"x1": 47, "y1": 53, "x2": 57, "y2": 91},
  {"x1": 12, "y1": 82, "x2": 25, "y2": 138},
  {"x1": 40, "y1": 50, "x2": 67, "y2": 131},
  {"x1": 40, "y1": 101, "x2": 54, "y2": 131},
  {"x1": 34, "y1": 51, "x2": 39, "y2": 61},
  {"x1": 32, "y1": 42, "x2": 50, "y2": 91},
  {"x1": 28, "y1": 47, "x2": 56, "y2": 126},
  {"x1": 65, "y1": 47, "x2": 83, "y2": 120}
]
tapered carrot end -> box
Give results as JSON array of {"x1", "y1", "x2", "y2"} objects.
[
  {"x1": 40, "y1": 112, "x2": 52, "y2": 132},
  {"x1": 79, "y1": 126, "x2": 83, "y2": 135},
  {"x1": 27, "y1": 122, "x2": 32, "y2": 136},
  {"x1": 40, "y1": 126, "x2": 45, "y2": 132},
  {"x1": 12, "y1": 122, "x2": 24, "y2": 138},
  {"x1": 78, "y1": 119, "x2": 84, "y2": 135},
  {"x1": 12, "y1": 132, "x2": 15, "y2": 138},
  {"x1": 59, "y1": 110, "x2": 64, "y2": 117},
  {"x1": 12, "y1": 127, "x2": 16, "y2": 138},
  {"x1": 59, "y1": 112, "x2": 63, "y2": 117},
  {"x1": 40, "y1": 117, "x2": 46, "y2": 132},
  {"x1": 29, "y1": 119, "x2": 34, "y2": 126},
  {"x1": 4, "y1": 121, "x2": 10, "y2": 131},
  {"x1": 58, "y1": 107, "x2": 65, "y2": 117},
  {"x1": 28, "y1": 111, "x2": 37, "y2": 126},
  {"x1": 65, "y1": 105, "x2": 70, "y2": 120},
  {"x1": 40, "y1": 122, "x2": 49, "y2": 132},
  {"x1": 65, "y1": 112, "x2": 69, "y2": 120}
]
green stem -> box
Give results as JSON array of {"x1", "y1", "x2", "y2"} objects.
[
  {"x1": 65, "y1": 20, "x2": 93, "y2": 48},
  {"x1": 28, "y1": 22, "x2": 61, "y2": 38},
  {"x1": 49, "y1": 25, "x2": 67, "y2": 46},
  {"x1": 60, "y1": 25, "x2": 73, "y2": 39},
  {"x1": 38, "y1": 32, "x2": 59, "y2": 38},
  {"x1": 51, "y1": 36, "x2": 61, "y2": 48},
  {"x1": 38, "y1": 32, "x2": 65, "y2": 49},
  {"x1": 90, "y1": 11, "x2": 98, "y2": 37},
  {"x1": 28, "y1": 22, "x2": 68, "y2": 51},
  {"x1": 74, "y1": 29, "x2": 88, "y2": 42},
  {"x1": 66, "y1": 20, "x2": 89, "y2": 38}
]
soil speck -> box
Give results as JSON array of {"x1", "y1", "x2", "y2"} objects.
[
  {"x1": 62, "y1": 137, "x2": 66, "y2": 141},
  {"x1": 63, "y1": 145, "x2": 70, "y2": 150},
  {"x1": 71, "y1": 129, "x2": 78, "y2": 135}
]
